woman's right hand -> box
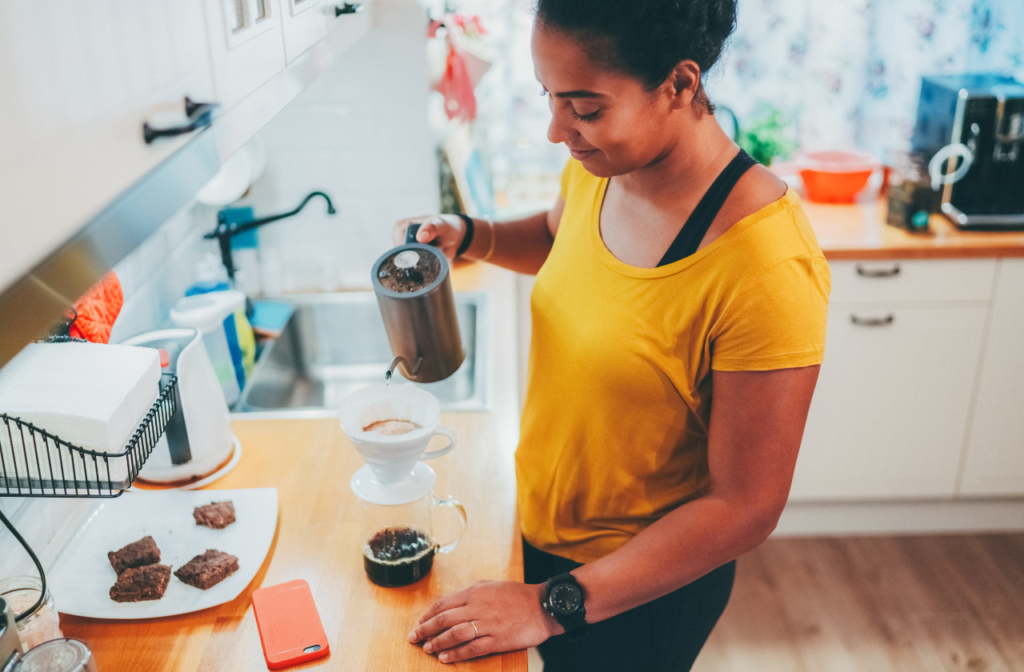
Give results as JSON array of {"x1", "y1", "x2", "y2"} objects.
[{"x1": 393, "y1": 215, "x2": 467, "y2": 262}]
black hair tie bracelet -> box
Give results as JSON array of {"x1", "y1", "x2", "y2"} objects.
[{"x1": 456, "y1": 214, "x2": 475, "y2": 257}]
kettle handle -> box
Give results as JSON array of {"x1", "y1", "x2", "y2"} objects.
[
  {"x1": 420, "y1": 426, "x2": 457, "y2": 461},
  {"x1": 405, "y1": 223, "x2": 442, "y2": 246}
]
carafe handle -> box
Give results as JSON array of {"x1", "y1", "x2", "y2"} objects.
[
  {"x1": 420, "y1": 426, "x2": 457, "y2": 461},
  {"x1": 433, "y1": 496, "x2": 467, "y2": 555}
]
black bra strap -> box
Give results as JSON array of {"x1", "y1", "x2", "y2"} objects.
[{"x1": 657, "y1": 149, "x2": 758, "y2": 267}]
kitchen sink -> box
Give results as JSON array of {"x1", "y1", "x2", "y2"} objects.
[{"x1": 235, "y1": 292, "x2": 491, "y2": 415}]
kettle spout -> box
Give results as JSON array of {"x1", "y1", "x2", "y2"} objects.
[{"x1": 386, "y1": 356, "x2": 423, "y2": 382}]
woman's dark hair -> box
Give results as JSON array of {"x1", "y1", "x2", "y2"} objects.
[{"x1": 535, "y1": 0, "x2": 737, "y2": 114}]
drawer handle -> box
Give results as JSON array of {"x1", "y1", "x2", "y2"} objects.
[
  {"x1": 142, "y1": 97, "x2": 218, "y2": 144},
  {"x1": 851, "y1": 314, "x2": 894, "y2": 327},
  {"x1": 856, "y1": 264, "x2": 901, "y2": 278},
  {"x1": 335, "y1": 2, "x2": 362, "y2": 16}
]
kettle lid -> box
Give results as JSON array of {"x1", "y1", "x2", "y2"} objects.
[{"x1": 372, "y1": 243, "x2": 448, "y2": 297}]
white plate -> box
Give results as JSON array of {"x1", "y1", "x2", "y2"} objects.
[{"x1": 49, "y1": 488, "x2": 278, "y2": 619}]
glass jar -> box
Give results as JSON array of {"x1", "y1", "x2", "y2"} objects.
[
  {"x1": 12, "y1": 638, "x2": 97, "y2": 672},
  {"x1": 0, "y1": 576, "x2": 63, "y2": 650},
  {"x1": 358, "y1": 491, "x2": 466, "y2": 587}
]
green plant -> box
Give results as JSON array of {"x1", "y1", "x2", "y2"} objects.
[{"x1": 738, "y1": 106, "x2": 798, "y2": 166}]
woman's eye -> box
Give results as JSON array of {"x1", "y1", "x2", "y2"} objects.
[{"x1": 571, "y1": 109, "x2": 601, "y2": 123}]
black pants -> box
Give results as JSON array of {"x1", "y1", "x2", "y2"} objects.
[{"x1": 523, "y1": 539, "x2": 735, "y2": 672}]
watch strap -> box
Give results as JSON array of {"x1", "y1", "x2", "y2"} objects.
[
  {"x1": 455, "y1": 214, "x2": 474, "y2": 256},
  {"x1": 545, "y1": 572, "x2": 588, "y2": 640}
]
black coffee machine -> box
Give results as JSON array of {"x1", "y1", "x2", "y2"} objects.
[{"x1": 912, "y1": 74, "x2": 1024, "y2": 229}]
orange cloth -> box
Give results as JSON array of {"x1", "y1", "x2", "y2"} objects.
[{"x1": 69, "y1": 272, "x2": 123, "y2": 344}]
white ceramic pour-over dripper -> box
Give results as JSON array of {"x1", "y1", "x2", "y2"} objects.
[{"x1": 338, "y1": 384, "x2": 457, "y2": 485}]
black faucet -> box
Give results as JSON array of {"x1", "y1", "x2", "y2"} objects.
[{"x1": 204, "y1": 191, "x2": 337, "y2": 279}]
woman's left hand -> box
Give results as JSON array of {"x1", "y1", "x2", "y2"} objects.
[{"x1": 408, "y1": 580, "x2": 561, "y2": 664}]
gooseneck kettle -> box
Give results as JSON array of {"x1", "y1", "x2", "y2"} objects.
[{"x1": 371, "y1": 224, "x2": 464, "y2": 383}]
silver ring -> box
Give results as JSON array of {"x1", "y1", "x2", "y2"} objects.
[{"x1": 471, "y1": 621, "x2": 479, "y2": 639}]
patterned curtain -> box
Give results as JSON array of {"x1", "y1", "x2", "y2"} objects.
[{"x1": 709, "y1": 0, "x2": 1024, "y2": 155}]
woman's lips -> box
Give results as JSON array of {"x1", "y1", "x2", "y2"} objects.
[{"x1": 569, "y1": 147, "x2": 598, "y2": 160}]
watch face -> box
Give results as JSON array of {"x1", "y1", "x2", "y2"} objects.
[{"x1": 549, "y1": 583, "x2": 582, "y2": 615}]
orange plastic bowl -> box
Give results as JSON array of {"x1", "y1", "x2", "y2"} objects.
[{"x1": 797, "y1": 151, "x2": 879, "y2": 204}]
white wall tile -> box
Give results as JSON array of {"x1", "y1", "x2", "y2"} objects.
[{"x1": 239, "y1": 0, "x2": 439, "y2": 293}]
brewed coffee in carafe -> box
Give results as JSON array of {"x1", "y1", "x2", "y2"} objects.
[
  {"x1": 359, "y1": 491, "x2": 465, "y2": 587},
  {"x1": 340, "y1": 384, "x2": 467, "y2": 587}
]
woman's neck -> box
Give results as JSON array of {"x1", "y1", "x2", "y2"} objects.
[{"x1": 618, "y1": 113, "x2": 737, "y2": 201}]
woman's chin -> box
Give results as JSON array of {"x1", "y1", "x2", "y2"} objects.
[{"x1": 572, "y1": 152, "x2": 613, "y2": 177}]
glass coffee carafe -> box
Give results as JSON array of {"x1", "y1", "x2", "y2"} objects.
[
  {"x1": 340, "y1": 384, "x2": 468, "y2": 587},
  {"x1": 357, "y1": 481, "x2": 466, "y2": 587}
]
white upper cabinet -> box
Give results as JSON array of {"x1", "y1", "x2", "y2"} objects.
[
  {"x1": 203, "y1": 0, "x2": 288, "y2": 108},
  {"x1": 324, "y1": 1, "x2": 366, "y2": 34},
  {"x1": 0, "y1": 0, "x2": 216, "y2": 293},
  {"x1": 791, "y1": 300, "x2": 988, "y2": 501},
  {"x1": 961, "y1": 259, "x2": 1024, "y2": 496},
  {"x1": 278, "y1": 0, "x2": 328, "y2": 63}
]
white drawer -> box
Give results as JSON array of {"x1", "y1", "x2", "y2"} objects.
[{"x1": 829, "y1": 259, "x2": 996, "y2": 304}]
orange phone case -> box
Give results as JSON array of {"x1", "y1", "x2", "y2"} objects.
[{"x1": 252, "y1": 580, "x2": 330, "y2": 669}]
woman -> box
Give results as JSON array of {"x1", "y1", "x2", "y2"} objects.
[{"x1": 399, "y1": 0, "x2": 830, "y2": 669}]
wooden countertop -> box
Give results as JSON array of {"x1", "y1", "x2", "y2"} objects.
[
  {"x1": 805, "y1": 197, "x2": 1024, "y2": 260},
  {"x1": 60, "y1": 264, "x2": 527, "y2": 672}
]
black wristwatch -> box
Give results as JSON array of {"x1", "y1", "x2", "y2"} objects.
[{"x1": 543, "y1": 572, "x2": 588, "y2": 640}]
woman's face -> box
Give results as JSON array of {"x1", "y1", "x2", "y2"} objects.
[{"x1": 532, "y1": 24, "x2": 681, "y2": 177}]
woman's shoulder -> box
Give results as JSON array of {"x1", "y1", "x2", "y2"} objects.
[
  {"x1": 729, "y1": 163, "x2": 789, "y2": 217},
  {"x1": 717, "y1": 173, "x2": 826, "y2": 279}
]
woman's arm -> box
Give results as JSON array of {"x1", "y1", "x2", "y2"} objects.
[
  {"x1": 571, "y1": 364, "x2": 819, "y2": 620},
  {"x1": 393, "y1": 197, "x2": 565, "y2": 276},
  {"x1": 408, "y1": 364, "x2": 819, "y2": 663}
]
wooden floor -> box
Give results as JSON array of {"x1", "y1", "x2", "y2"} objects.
[{"x1": 693, "y1": 535, "x2": 1024, "y2": 672}]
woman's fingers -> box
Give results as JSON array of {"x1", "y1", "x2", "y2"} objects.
[
  {"x1": 422, "y1": 619, "x2": 478, "y2": 654},
  {"x1": 415, "y1": 220, "x2": 441, "y2": 244},
  {"x1": 410, "y1": 581, "x2": 553, "y2": 664},
  {"x1": 416, "y1": 591, "x2": 470, "y2": 627},
  {"x1": 392, "y1": 215, "x2": 440, "y2": 246},
  {"x1": 409, "y1": 605, "x2": 472, "y2": 643},
  {"x1": 436, "y1": 636, "x2": 496, "y2": 665}
]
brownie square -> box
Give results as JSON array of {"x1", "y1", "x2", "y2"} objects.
[
  {"x1": 108, "y1": 536, "x2": 161, "y2": 575},
  {"x1": 193, "y1": 501, "x2": 236, "y2": 529},
  {"x1": 109, "y1": 564, "x2": 172, "y2": 602},
  {"x1": 174, "y1": 549, "x2": 239, "y2": 590}
]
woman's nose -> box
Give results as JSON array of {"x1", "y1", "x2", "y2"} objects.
[{"x1": 547, "y1": 110, "x2": 574, "y2": 145}]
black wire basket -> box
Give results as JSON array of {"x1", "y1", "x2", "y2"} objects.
[{"x1": 0, "y1": 375, "x2": 178, "y2": 498}]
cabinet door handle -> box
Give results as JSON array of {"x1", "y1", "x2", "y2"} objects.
[
  {"x1": 850, "y1": 314, "x2": 894, "y2": 326},
  {"x1": 143, "y1": 97, "x2": 218, "y2": 144},
  {"x1": 335, "y1": 3, "x2": 362, "y2": 15},
  {"x1": 856, "y1": 263, "x2": 901, "y2": 278}
]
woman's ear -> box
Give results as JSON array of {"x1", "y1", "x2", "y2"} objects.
[{"x1": 666, "y1": 61, "x2": 702, "y2": 110}]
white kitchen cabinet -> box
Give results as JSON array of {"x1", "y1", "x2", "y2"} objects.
[
  {"x1": 790, "y1": 301, "x2": 988, "y2": 500},
  {"x1": 960, "y1": 259, "x2": 1024, "y2": 496},
  {"x1": 202, "y1": 0, "x2": 288, "y2": 109},
  {"x1": 324, "y1": 0, "x2": 367, "y2": 33},
  {"x1": 278, "y1": 0, "x2": 328, "y2": 63},
  {"x1": 829, "y1": 259, "x2": 996, "y2": 304},
  {"x1": 0, "y1": 0, "x2": 216, "y2": 294}
]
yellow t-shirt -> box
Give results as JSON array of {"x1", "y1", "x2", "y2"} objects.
[{"x1": 515, "y1": 159, "x2": 831, "y2": 563}]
